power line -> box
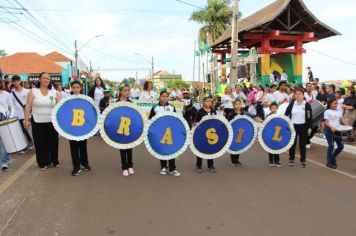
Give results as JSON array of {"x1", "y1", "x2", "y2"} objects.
[{"x1": 176, "y1": 0, "x2": 204, "y2": 9}]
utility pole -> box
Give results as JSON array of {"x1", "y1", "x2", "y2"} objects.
[
  {"x1": 230, "y1": 0, "x2": 239, "y2": 87},
  {"x1": 74, "y1": 40, "x2": 79, "y2": 76}
]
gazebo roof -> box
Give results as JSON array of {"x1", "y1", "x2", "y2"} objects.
[{"x1": 212, "y1": 0, "x2": 341, "y2": 49}]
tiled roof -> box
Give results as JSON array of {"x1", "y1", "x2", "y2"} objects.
[
  {"x1": 44, "y1": 51, "x2": 72, "y2": 62},
  {"x1": 0, "y1": 52, "x2": 63, "y2": 74}
]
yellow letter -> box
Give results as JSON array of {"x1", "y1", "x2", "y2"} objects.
[
  {"x1": 117, "y1": 117, "x2": 131, "y2": 136},
  {"x1": 71, "y1": 109, "x2": 85, "y2": 126},
  {"x1": 236, "y1": 128, "x2": 245, "y2": 143},
  {"x1": 206, "y1": 128, "x2": 219, "y2": 145},
  {"x1": 160, "y1": 128, "x2": 173, "y2": 145},
  {"x1": 272, "y1": 126, "x2": 282, "y2": 142}
]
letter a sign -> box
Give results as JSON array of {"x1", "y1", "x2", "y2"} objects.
[
  {"x1": 101, "y1": 102, "x2": 147, "y2": 149},
  {"x1": 51, "y1": 95, "x2": 100, "y2": 141},
  {"x1": 144, "y1": 112, "x2": 190, "y2": 160}
]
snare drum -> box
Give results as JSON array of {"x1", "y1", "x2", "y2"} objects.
[
  {"x1": 334, "y1": 125, "x2": 353, "y2": 141},
  {"x1": 311, "y1": 100, "x2": 326, "y2": 127},
  {"x1": 0, "y1": 118, "x2": 28, "y2": 153}
]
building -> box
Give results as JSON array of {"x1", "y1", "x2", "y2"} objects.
[
  {"x1": 147, "y1": 70, "x2": 183, "y2": 89},
  {"x1": 211, "y1": 0, "x2": 340, "y2": 85},
  {"x1": 44, "y1": 51, "x2": 73, "y2": 85},
  {"x1": 0, "y1": 52, "x2": 66, "y2": 84}
]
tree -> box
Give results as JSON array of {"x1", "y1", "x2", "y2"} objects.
[
  {"x1": 190, "y1": 0, "x2": 233, "y2": 45},
  {"x1": 0, "y1": 49, "x2": 8, "y2": 58},
  {"x1": 167, "y1": 80, "x2": 189, "y2": 89},
  {"x1": 122, "y1": 77, "x2": 136, "y2": 85},
  {"x1": 103, "y1": 79, "x2": 115, "y2": 88}
]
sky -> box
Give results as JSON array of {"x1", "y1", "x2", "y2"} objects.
[{"x1": 0, "y1": 0, "x2": 355, "y2": 82}]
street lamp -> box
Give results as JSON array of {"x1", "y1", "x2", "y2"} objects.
[
  {"x1": 134, "y1": 53, "x2": 154, "y2": 86},
  {"x1": 74, "y1": 34, "x2": 103, "y2": 76}
]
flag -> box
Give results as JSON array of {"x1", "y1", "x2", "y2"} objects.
[
  {"x1": 195, "y1": 50, "x2": 201, "y2": 57},
  {"x1": 199, "y1": 36, "x2": 209, "y2": 54}
]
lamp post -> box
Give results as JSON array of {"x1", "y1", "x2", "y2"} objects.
[{"x1": 134, "y1": 53, "x2": 154, "y2": 87}]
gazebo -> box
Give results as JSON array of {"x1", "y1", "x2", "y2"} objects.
[{"x1": 211, "y1": 0, "x2": 341, "y2": 85}]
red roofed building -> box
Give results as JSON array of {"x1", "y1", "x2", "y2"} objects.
[{"x1": 0, "y1": 52, "x2": 70, "y2": 84}]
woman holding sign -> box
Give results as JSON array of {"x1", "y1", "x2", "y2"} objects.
[
  {"x1": 24, "y1": 72, "x2": 61, "y2": 170},
  {"x1": 284, "y1": 88, "x2": 312, "y2": 168}
]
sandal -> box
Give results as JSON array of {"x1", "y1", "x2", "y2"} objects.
[{"x1": 41, "y1": 166, "x2": 48, "y2": 171}]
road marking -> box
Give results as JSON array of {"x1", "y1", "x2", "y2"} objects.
[
  {"x1": 0, "y1": 155, "x2": 36, "y2": 195},
  {"x1": 294, "y1": 154, "x2": 356, "y2": 181}
]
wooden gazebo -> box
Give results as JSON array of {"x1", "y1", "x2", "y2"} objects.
[{"x1": 211, "y1": 0, "x2": 341, "y2": 84}]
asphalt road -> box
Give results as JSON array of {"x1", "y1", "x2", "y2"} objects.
[{"x1": 0, "y1": 136, "x2": 356, "y2": 236}]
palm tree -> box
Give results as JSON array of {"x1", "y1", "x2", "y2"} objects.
[{"x1": 190, "y1": 0, "x2": 233, "y2": 45}]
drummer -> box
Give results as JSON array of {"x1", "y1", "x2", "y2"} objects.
[
  {"x1": 324, "y1": 98, "x2": 348, "y2": 169},
  {"x1": 0, "y1": 80, "x2": 15, "y2": 170},
  {"x1": 11, "y1": 75, "x2": 33, "y2": 153}
]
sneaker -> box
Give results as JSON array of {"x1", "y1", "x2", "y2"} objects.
[
  {"x1": 269, "y1": 163, "x2": 276, "y2": 167},
  {"x1": 169, "y1": 170, "x2": 181, "y2": 177},
  {"x1": 72, "y1": 169, "x2": 81, "y2": 176},
  {"x1": 301, "y1": 162, "x2": 307, "y2": 168},
  {"x1": 19, "y1": 150, "x2": 27, "y2": 155},
  {"x1": 128, "y1": 168, "x2": 135, "y2": 175},
  {"x1": 275, "y1": 163, "x2": 283, "y2": 167},
  {"x1": 288, "y1": 161, "x2": 294, "y2": 166},
  {"x1": 326, "y1": 163, "x2": 337, "y2": 169},
  {"x1": 236, "y1": 161, "x2": 242, "y2": 166},
  {"x1": 231, "y1": 163, "x2": 237, "y2": 166},
  {"x1": 160, "y1": 167, "x2": 167, "y2": 175},
  {"x1": 83, "y1": 165, "x2": 91, "y2": 171},
  {"x1": 122, "y1": 170, "x2": 129, "y2": 176},
  {"x1": 1, "y1": 164, "x2": 9, "y2": 171},
  {"x1": 306, "y1": 144, "x2": 311, "y2": 149},
  {"x1": 208, "y1": 166, "x2": 217, "y2": 172},
  {"x1": 28, "y1": 145, "x2": 34, "y2": 150},
  {"x1": 196, "y1": 166, "x2": 203, "y2": 173}
]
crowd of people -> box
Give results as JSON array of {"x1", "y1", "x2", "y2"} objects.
[{"x1": 0, "y1": 72, "x2": 355, "y2": 177}]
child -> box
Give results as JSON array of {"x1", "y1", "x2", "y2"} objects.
[
  {"x1": 117, "y1": 83, "x2": 135, "y2": 177},
  {"x1": 182, "y1": 91, "x2": 195, "y2": 129},
  {"x1": 148, "y1": 89, "x2": 181, "y2": 177},
  {"x1": 194, "y1": 95, "x2": 217, "y2": 172},
  {"x1": 99, "y1": 89, "x2": 111, "y2": 113},
  {"x1": 69, "y1": 80, "x2": 91, "y2": 176},
  {"x1": 227, "y1": 99, "x2": 244, "y2": 166},
  {"x1": 267, "y1": 102, "x2": 282, "y2": 167}
]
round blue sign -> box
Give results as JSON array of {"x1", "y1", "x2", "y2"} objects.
[
  {"x1": 229, "y1": 116, "x2": 257, "y2": 154},
  {"x1": 52, "y1": 95, "x2": 100, "y2": 141},
  {"x1": 259, "y1": 115, "x2": 295, "y2": 154},
  {"x1": 104, "y1": 107, "x2": 144, "y2": 144},
  {"x1": 191, "y1": 116, "x2": 233, "y2": 159},
  {"x1": 145, "y1": 113, "x2": 190, "y2": 160}
]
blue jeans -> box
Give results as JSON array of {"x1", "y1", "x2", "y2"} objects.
[
  {"x1": 324, "y1": 128, "x2": 344, "y2": 164},
  {"x1": 0, "y1": 113, "x2": 10, "y2": 166}
]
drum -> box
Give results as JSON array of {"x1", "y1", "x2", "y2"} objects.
[
  {"x1": 311, "y1": 100, "x2": 326, "y2": 127},
  {"x1": 0, "y1": 118, "x2": 28, "y2": 153},
  {"x1": 334, "y1": 125, "x2": 353, "y2": 141},
  {"x1": 277, "y1": 103, "x2": 289, "y2": 115}
]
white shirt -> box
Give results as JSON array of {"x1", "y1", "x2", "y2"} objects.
[
  {"x1": 233, "y1": 91, "x2": 246, "y2": 101},
  {"x1": 0, "y1": 91, "x2": 15, "y2": 118},
  {"x1": 337, "y1": 98, "x2": 344, "y2": 114},
  {"x1": 12, "y1": 88, "x2": 30, "y2": 120},
  {"x1": 304, "y1": 92, "x2": 315, "y2": 103},
  {"x1": 291, "y1": 101, "x2": 306, "y2": 124},
  {"x1": 324, "y1": 109, "x2": 342, "y2": 128},
  {"x1": 130, "y1": 88, "x2": 141, "y2": 98},
  {"x1": 31, "y1": 88, "x2": 57, "y2": 123},
  {"x1": 139, "y1": 90, "x2": 158, "y2": 101},
  {"x1": 222, "y1": 94, "x2": 234, "y2": 109},
  {"x1": 281, "y1": 73, "x2": 288, "y2": 81},
  {"x1": 264, "y1": 93, "x2": 275, "y2": 103},
  {"x1": 94, "y1": 87, "x2": 104, "y2": 107},
  {"x1": 273, "y1": 91, "x2": 288, "y2": 104}
]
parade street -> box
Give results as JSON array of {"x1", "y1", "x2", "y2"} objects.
[{"x1": 0, "y1": 137, "x2": 355, "y2": 236}]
